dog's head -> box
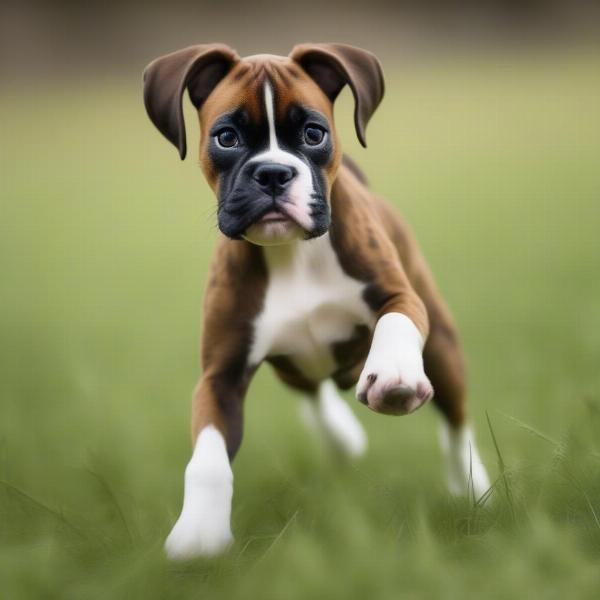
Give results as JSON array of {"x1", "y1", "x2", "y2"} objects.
[{"x1": 143, "y1": 43, "x2": 384, "y2": 245}]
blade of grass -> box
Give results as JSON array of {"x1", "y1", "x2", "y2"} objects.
[
  {"x1": 498, "y1": 411, "x2": 600, "y2": 462},
  {"x1": 497, "y1": 411, "x2": 560, "y2": 446},
  {"x1": 86, "y1": 467, "x2": 135, "y2": 546},
  {"x1": 253, "y1": 510, "x2": 299, "y2": 568},
  {"x1": 0, "y1": 478, "x2": 87, "y2": 539},
  {"x1": 475, "y1": 475, "x2": 501, "y2": 508},
  {"x1": 561, "y1": 471, "x2": 600, "y2": 532},
  {"x1": 485, "y1": 411, "x2": 516, "y2": 521}
]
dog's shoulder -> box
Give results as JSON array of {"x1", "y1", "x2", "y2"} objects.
[
  {"x1": 332, "y1": 158, "x2": 425, "y2": 281},
  {"x1": 333, "y1": 157, "x2": 401, "y2": 227}
]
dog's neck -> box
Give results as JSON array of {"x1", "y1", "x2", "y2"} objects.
[{"x1": 259, "y1": 232, "x2": 332, "y2": 271}]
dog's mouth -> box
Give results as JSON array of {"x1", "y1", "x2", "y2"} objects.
[
  {"x1": 257, "y1": 209, "x2": 293, "y2": 225},
  {"x1": 218, "y1": 188, "x2": 329, "y2": 245},
  {"x1": 242, "y1": 205, "x2": 305, "y2": 246}
]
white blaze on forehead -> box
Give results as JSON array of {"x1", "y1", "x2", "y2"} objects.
[
  {"x1": 245, "y1": 80, "x2": 314, "y2": 231},
  {"x1": 264, "y1": 80, "x2": 278, "y2": 150}
]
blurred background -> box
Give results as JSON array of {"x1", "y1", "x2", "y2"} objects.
[
  {"x1": 2, "y1": 0, "x2": 600, "y2": 77},
  {"x1": 1, "y1": 1, "x2": 600, "y2": 598}
]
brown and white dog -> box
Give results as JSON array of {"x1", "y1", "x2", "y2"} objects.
[{"x1": 143, "y1": 43, "x2": 490, "y2": 559}]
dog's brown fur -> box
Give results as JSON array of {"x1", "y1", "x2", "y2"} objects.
[
  {"x1": 144, "y1": 44, "x2": 467, "y2": 459},
  {"x1": 194, "y1": 161, "x2": 466, "y2": 456}
]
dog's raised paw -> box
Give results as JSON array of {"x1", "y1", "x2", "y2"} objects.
[
  {"x1": 356, "y1": 313, "x2": 433, "y2": 416},
  {"x1": 357, "y1": 369, "x2": 433, "y2": 415}
]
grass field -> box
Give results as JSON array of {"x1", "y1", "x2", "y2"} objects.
[{"x1": 2, "y1": 50, "x2": 600, "y2": 598}]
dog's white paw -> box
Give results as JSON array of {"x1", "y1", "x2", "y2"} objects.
[
  {"x1": 356, "y1": 313, "x2": 433, "y2": 415},
  {"x1": 165, "y1": 507, "x2": 233, "y2": 560},
  {"x1": 165, "y1": 425, "x2": 234, "y2": 560},
  {"x1": 439, "y1": 422, "x2": 491, "y2": 501}
]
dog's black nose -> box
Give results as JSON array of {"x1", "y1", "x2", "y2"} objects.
[{"x1": 252, "y1": 163, "x2": 296, "y2": 194}]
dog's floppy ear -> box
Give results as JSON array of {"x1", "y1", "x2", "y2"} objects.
[
  {"x1": 143, "y1": 44, "x2": 239, "y2": 159},
  {"x1": 289, "y1": 43, "x2": 384, "y2": 147}
]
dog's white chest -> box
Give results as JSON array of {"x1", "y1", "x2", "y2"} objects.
[{"x1": 249, "y1": 234, "x2": 374, "y2": 380}]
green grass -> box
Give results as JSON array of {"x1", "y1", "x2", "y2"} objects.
[{"x1": 2, "y1": 51, "x2": 600, "y2": 598}]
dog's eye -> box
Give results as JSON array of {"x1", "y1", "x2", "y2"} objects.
[
  {"x1": 304, "y1": 126, "x2": 325, "y2": 146},
  {"x1": 216, "y1": 128, "x2": 239, "y2": 148}
]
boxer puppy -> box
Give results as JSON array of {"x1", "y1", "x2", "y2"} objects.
[{"x1": 143, "y1": 43, "x2": 491, "y2": 559}]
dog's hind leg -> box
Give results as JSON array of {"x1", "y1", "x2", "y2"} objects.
[
  {"x1": 422, "y1": 302, "x2": 491, "y2": 500},
  {"x1": 300, "y1": 380, "x2": 367, "y2": 458}
]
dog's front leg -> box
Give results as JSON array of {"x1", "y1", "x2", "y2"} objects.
[
  {"x1": 164, "y1": 241, "x2": 265, "y2": 560},
  {"x1": 343, "y1": 234, "x2": 432, "y2": 416},
  {"x1": 164, "y1": 368, "x2": 252, "y2": 560},
  {"x1": 328, "y1": 188, "x2": 434, "y2": 417}
]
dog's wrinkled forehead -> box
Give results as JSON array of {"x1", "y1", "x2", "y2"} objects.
[{"x1": 200, "y1": 55, "x2": 334, "y2": 135}]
